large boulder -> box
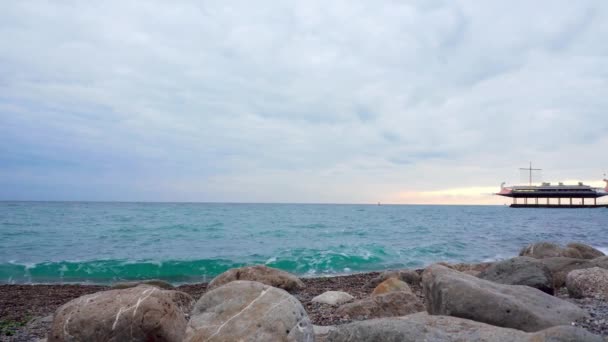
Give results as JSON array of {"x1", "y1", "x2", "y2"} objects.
[
  {"x1": 365, "y1": 269, "x2": 421, "y2": 289},
  {"x1": 312, "y1": 291, "x2": 354, "y2": 305},
  {"x1": 519, "y1": 242, "x2": 583, "y2": 259},
  {"x1": 49, "y1": 285, "x2": 193, "y2": 342},
  {"x1": 538, "y1": 256, "x2": 608, "y2": 288},
  {"x1": 326, "y1": 312, "x2": 603, "y2": 342},
  {"x1": 566, "y1": 243, "x2": 605, "y2": 259},
  {"x1": 371, "y1": 278, "x2": 412, "y2": 296},
  {"x1": 436, "y1": 261, "x2": 494, "y2": 276},
  {"x1": 477, "y1": 256, "x2": 554, "y2": 294},
  {"x1": 335, "y1": 291, "x2": 424, "y2": 320},
  {"x1": 422, "y1": 264, "x2": 588, "y2": 332},
  {"x1": 207, "y1": 265, "x2": 304, "y2": 292},
  {"x1": 184, "y1": 280, "x2": 313, "y2": 342},
  {"x1": 566, "y1": 267, "x2": 608, "y2": 299}
]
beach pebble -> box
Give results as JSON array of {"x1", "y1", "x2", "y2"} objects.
[
  {"x1": 312, "y1": 291, "x2": 354, "y2": 305},
  {"x1": 477, "y1": 256, "x2": 554, "y2": 294},
  {"x1": 111, "y1": 279, "x2": 174, "y2": 290},
  {"x1": 184, "y1": 280, "x2": 313, "y2": 342},
  {"x1": 567, "y1": 267, "x2": 608, "y2": 299},
  {"x1": 49, "y1": 285, "x2": 193, "y2": 342},
  {"x1": 422, "y1": 264, "x2": 588, "y2": 332},
  {"x1": 519, "y1": 242, "x2": 583, "y2": 259},
  {"x1": 335, "y1": 290, "x2": 424, "y2": 320},
  {"x1": 366, "y1": 269, "x2": 421, "y2": 289},
  {"x1": 207, "y1": 265, "x2": 305, "y2": 292},
  {"x1": 326, "y1": 312, "x2": 603, "y2": 342},
  {"x1": 371, "y1": 277, "x2": 412, "y2": 296}
]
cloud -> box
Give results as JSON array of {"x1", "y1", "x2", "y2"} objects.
[{"x1": 1, "y1": 1, "x2": 608, "y2": 203}]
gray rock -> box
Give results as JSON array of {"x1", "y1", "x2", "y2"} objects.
[
  {"x1": 336, "y1": 291, "x2": 424, "y2": 320},
  {"x1": 366, "y1": 269, "x2": 421, "y2": 289},
  {"x1": 422, "y1": 264, "x2": 588, "y2": 332},
  {"x1": 539, "y1": 256, "x2": 608, "y2": 288},
  {"x1": 478, "y1": 256, "x2": 554, "y2": 294},
  {"x1": 207, "y1": 265, "x2": 305, "y2": 292},
  {"x1": 326, "y1": 312, "x2": 603, "y2": 342},
  {"x1": 49, "y1": 285, "x2": 193, "y2": 342},
  {"x1": 566, "y1": 267, "x2": 608, "y2": 299},
  {"x1": 314, "y1": 325, "x2": 337, "y2": 342},
  {"x1": 567, "y1": 243, "x2": 605, "y2": 260},
  {"x1": 111, "y1": 279, "x2": 174, "y2": 290},
  {"x1": 184, "y1": 280, "x2": 313, "y2": 342},
  {"x1": 520, "y1": 242, "x2": 583, "y2": 259},
  {"x1": 436, "y1": 261, "x2": 494, "y2": 276},
  {"x1": 312, "y1": 291, "x2": 354, "y2": 305}
]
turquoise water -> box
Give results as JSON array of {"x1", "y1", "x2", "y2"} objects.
[{"x1": 1, "y1": 202, "x2": 607, "y2": 284}]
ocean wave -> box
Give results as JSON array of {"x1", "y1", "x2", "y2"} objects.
[{"x1": 0, "y1": 246, "x2": 396, "y2": 284}]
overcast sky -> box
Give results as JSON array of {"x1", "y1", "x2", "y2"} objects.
[{"x1": 1, "y1": 1, "x2": 607, "y2": 204}]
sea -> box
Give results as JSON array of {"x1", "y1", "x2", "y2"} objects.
[{"x1": 1, "y1": 202, "x2": 607, "y2": 285}]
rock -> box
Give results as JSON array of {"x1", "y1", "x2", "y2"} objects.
[
  {"x1": 111, "y1": 279, "x2": 174, "y2": 290},
  {"x1": 436, "y1": 261, "x2": 494, "y2": 276},
  {"x1": 336, "y1": 291, "x2": 424, "y2": 320},
  {"x1": 538, "y1": 256, "x2": 608, "y2": 288},
  {"x1": 184, "y1": 280, "x2": 313, "y2": 342},
  {"x1": 567, "y1": 243, "x2": 605, "y2": 259},
  {"x1": 520, "y1": 242, "x2": 583, "y2": 259},
  {"x1": 566, "y1": 267, "x2": 608, "y2": 299},
  {"x1": 366, "y1": 269, "x2": 421, "y2": 289},
  {"x1": 207, "y1": 265, "x2": 305, "y2": 292},
  {"x1": 312, "y1": 291, "x2": 354, "y2": 305},
  {"x1": 314, "y1": 325, "x2": 337, "y2": 342},
  {"x1": 422, "y1": 264, "x2": 588, "y2": 332},
  {"x1": 371, "y1": 277, "x2": 412, "y2": 296},
  {"x1": 326, "y1": 312, "x2": 603, "y2": 342},
  {"x1": 477, "y1": 256, "x2": 554, "y2": 294},
  {"x1": 49, "y1": 285, "x2": 193, "y2": 342}
]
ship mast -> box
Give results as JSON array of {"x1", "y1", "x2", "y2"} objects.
[{"x1": 520, "y1": 162, "x2": 542, "y2": 186}]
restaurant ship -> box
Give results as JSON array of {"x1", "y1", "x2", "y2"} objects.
[{"x1": 497, "y1": 164, "x2": 608, "y2": 208}]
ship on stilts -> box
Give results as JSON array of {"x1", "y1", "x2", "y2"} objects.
[{"x1": 496, "y1": 163, "x2": 608, "y2": 208}]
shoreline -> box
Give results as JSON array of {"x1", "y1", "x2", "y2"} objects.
[
  {"x1": 3, "y1": 250, "x2": 608, "y2": 340},
  {"x1": 0, "y1": 272, "x2": 382, "y2": 341}
]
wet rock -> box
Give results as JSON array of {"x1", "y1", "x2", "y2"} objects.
[
  {"x1": 326, "y1": 312, "x2": 603, "y2": 342},
  {"x1": 111, "y1": 279, "x2": 174, "y2": 290},
  {"x1": 312, "y1": 291, "x2": 354, "y2": 305},
  {"x1": 520, "y1": 242, "x2": 583, "y2": 259},
  {"x1": 184, "y1": 280, "x2": 313, "y2": 342},
  {"x1": 49, "y1": 285, "x2": 193, "y2": 342},
  {"x1": 365, "y1": 269, "x2": 421, "y2": 289},
  {"x1": 567, "y1": 243, "x2": 605, "y2": 260},
  {"x1": 423, "y1": 264, "x2": 588, "y2": 332},
  {"x1": 207, "y1": 265, "x2": 305, "y2": 292},
  {"x1": 477, "y1": 256, "x2": 554, "y2": 294},
  {"x1": 336, "y1": 291, "x2": 424, "y2": 320},
  {"x1": 567, "y1": 267, "x2": 608, "y2": 299},
  {"x1": 371, "y1": 277, "x2": 412, "y2": 296}
]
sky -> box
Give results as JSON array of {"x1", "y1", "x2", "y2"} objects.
[{"x1": 1, "y1": 1, "x2": 608, "y2": 204}]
